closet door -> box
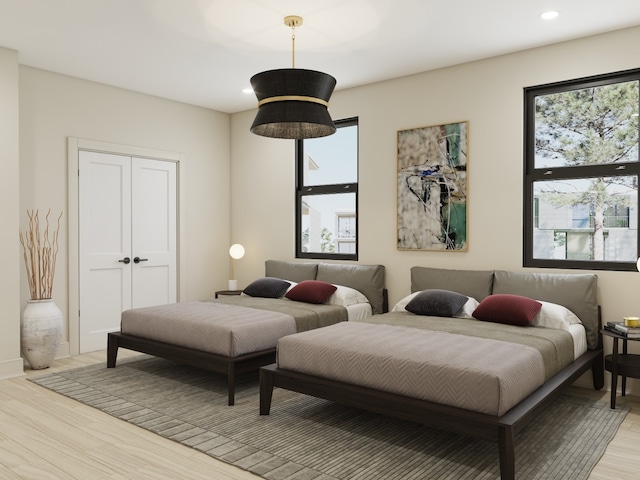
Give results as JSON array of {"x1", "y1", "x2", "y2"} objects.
[
  {"x1": 131, "y1": 157, "x2": 177, "y2": 308},
  {"x1": 79, "y1": 151, "x2": 132, "y2": 353},
  {"x1": 79, "y1": 151, "x2": 177, "y2": 353}
]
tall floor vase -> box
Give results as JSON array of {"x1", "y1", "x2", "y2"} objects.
[{"x1": 21, "y1": 299, "x2": 63, "y2": 370}]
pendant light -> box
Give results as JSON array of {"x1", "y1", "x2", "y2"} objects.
[{"x1": 250, "y1": 15, "x2": 337, "y2": 139}]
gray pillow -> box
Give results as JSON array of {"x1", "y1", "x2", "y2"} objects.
[
  {"x1": 243, "y1": 277, "x2": 291, "y2": 298},
  {"x1": 405, "y1": 289, "x2": 468, "y2": 317}
]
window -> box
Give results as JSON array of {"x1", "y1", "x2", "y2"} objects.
[
  {"x1": 296, "y1": 117, "x2": 358, "y2": 260},
  {"x1": 524, "y1": 69, "x2": 640, "y2": 271}
]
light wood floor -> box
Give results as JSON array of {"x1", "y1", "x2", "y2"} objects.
[{"x1": 1, "y1": 352, "x2": 639, "y2": 480}]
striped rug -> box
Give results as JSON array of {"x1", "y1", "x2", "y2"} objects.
[{"x1": 30, "y1": 356, "x2": 627, "y2": 480}]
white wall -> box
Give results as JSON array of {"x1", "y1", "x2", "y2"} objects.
[
  {"x1": 12, "y1": 66, "x2": 231, "y2": 370},
  {"x1": 231, "y1": 26, "x2": 640, "y2": 390},
  {"x1": 0, "y1": 47, "x2": 22, "y2": 378}
]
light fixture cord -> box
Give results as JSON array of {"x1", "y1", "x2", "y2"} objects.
[{"x1": 291, "y1": 24, "x2": 296, "y2": 68}]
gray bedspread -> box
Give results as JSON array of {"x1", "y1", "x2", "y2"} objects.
[
  {"x1": 120, "y1": 297, "x2": 348, "y2": 358},
  {"x1": 214, "y1": 296, "x2": 348, "y2": 332},
  {"x1": 359, "y1": 311, "x2": 575, "y2": 381},
  {"x1": 121, "y1": 302, "x2": 296, "y2": 357}
]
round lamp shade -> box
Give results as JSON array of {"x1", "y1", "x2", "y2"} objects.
[
  {"x1": 250, "y1": 68, "x2": 337, "y2": 139},
  {"x1": 229, "y1": 244, "x2": 245, "y2": 260}
]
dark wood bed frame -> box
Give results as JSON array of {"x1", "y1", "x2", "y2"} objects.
[
  {"x1": 107, "y1": 331, "x2": 276, "y2": 406},
  {"x1": 259, "y1": 327, "x2": 604, "y2": 480},
  {"x1": 106, "y1": 289, "x2": 390, "y2": 407}
]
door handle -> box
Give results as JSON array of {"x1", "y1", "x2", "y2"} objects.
[
  {"x1": 133, "y1": 256, "x2": 149, "y2": 264},
  {"x1": 118, "y1": 257, "x2": 131, "y2": 264}
]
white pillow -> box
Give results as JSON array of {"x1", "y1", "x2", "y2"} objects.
[
  {"x1": 455, "y1": 297, "x2": 480, "y2": 319},
  {"x1": 391, "y1": 292, "x2": 420, "y2": 312},
  {"x1": 326, "y1": 284, "x2": 369, "y2": 307},
  {"x1": 532, "y1": 301, "x2": 582, "y2": 331},
  {"x1": 391, "y1": 291, "x2": 478, "y2": 318}
]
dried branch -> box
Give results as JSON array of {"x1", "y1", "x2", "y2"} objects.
[{"x1": 19, "y1": 209, "x2": 63, "y2": 300}]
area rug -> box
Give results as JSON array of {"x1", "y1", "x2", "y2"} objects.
[{"x1": 30, "y1": 356, "x2": 628, "y2": 480}]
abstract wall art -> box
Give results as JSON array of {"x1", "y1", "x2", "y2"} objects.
[{"x1": 397, "y1": 121, "x2": 468, "y2": 251}]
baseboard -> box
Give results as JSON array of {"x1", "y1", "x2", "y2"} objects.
[
  {"x1": 0, "y1": 356, "x2": 25, "y2": 379},
  {"x1": 2, "y1": 342, "x2": 71, "y2": 378},
  {"x1": 572, "y1": 366, "x2": 640, "y2": 398},
  {"x1": 55, "y1": 341, "x2": 70, "y2": 360}
]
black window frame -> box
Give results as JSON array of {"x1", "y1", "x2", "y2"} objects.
[
  {"x1": 523, "y1": 68, "x2": 640, "y2": 271},
  {"x1": 295, "y1": 117, "x2": 359, "y2": 261}
]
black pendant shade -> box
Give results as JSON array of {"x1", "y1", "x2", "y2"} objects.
[{"x1": 250, "y1": 68, "x2": 337, "y2": 139}]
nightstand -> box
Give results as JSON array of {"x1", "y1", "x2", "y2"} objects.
[
  {"x1": 602, "y1": 328, "x2": 640, "y2": 409},
  {"x1": 214, "y1": 290, "x2": 242, "y2": 299}
]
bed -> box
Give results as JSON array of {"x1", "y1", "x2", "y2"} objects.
[
  {"x1": 107, "y1": 260, "x2": 387, "y2": 405},
  {"x1": 259, "y1": 267, "x2": 604, "y2": 480}
]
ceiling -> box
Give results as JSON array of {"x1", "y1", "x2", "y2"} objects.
[{"x1": 1, "y1": 0, "x2": 640, "y2": 114}]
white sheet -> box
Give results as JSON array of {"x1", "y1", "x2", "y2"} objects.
[
  {"x1": 346, "y1": 302, "x2": 372, "y2": 321},
  {"x1": 570, "y1": 323, "x2": 587, "y2": 360}
]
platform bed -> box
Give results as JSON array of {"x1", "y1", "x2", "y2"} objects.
[
  {"x1": 107, "y1": 260, "x2": 387, "y2": 406},
  {"x1": 260, "y1": 348, "x2": 603, "y2": 480},
  {"x1": 259, "y1": 267, "x2": 605, "y2": 480}
]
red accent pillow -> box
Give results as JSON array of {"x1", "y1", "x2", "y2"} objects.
[
  {"x1": 472, "y1": 294, "x2": 542, "y2": 326},
  {"x1": 285, "y1": 280, "x2": 337, "y2": 304}
]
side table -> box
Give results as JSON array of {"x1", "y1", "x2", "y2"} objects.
[
  {"x1": 602, "y1": 328, "x2": 640, "y2": 409},
  {"x1": 214, "y1": 290, "x2": 242, "y2": 299}
]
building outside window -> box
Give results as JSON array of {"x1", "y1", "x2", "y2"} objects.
[
  {"x1": 296, "y1": 118, "x2": 358, "y2": 260},
  {"x1": 524, "y1": 68, "x2": 640, "y2": 271},
  {"x1": 335, "y1": 212, "x2": 356, "y2": 254}
]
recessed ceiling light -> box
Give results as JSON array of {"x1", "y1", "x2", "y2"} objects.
[
  {"x1": 242, "y1": 88, "x2": 253, "y2": 94},
  {"x1": 540, "y1": 11, "x2": 559, "y2": 20}
]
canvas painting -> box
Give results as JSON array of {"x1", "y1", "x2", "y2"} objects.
[{"x1": 397, "y1": 121, "x2": 468, "y2": 251}]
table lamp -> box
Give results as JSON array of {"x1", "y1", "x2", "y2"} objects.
[{"x1": 228, "y1": 244, "x2": 245, "y2": 290}]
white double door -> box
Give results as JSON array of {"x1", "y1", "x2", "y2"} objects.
[{"x1": 79, "y1": 151, "x2": 177, "y2": 353}]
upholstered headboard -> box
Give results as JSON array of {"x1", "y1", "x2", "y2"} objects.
[
  {"x1": 410, "y1": 266, "x2": 600, "y2": 350},
  {"x1": 492, "y1": 270, "x2": 599, "y2": 351},
  {"x1": 265, "y1": 260, "x2": 387, "y2": 314},
  {"x1": 410, "y1": 266, "x2": 494, "y2": 301},
  {"x1": 264, "y1": 260, "x2": 318, "y2": 283}
]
